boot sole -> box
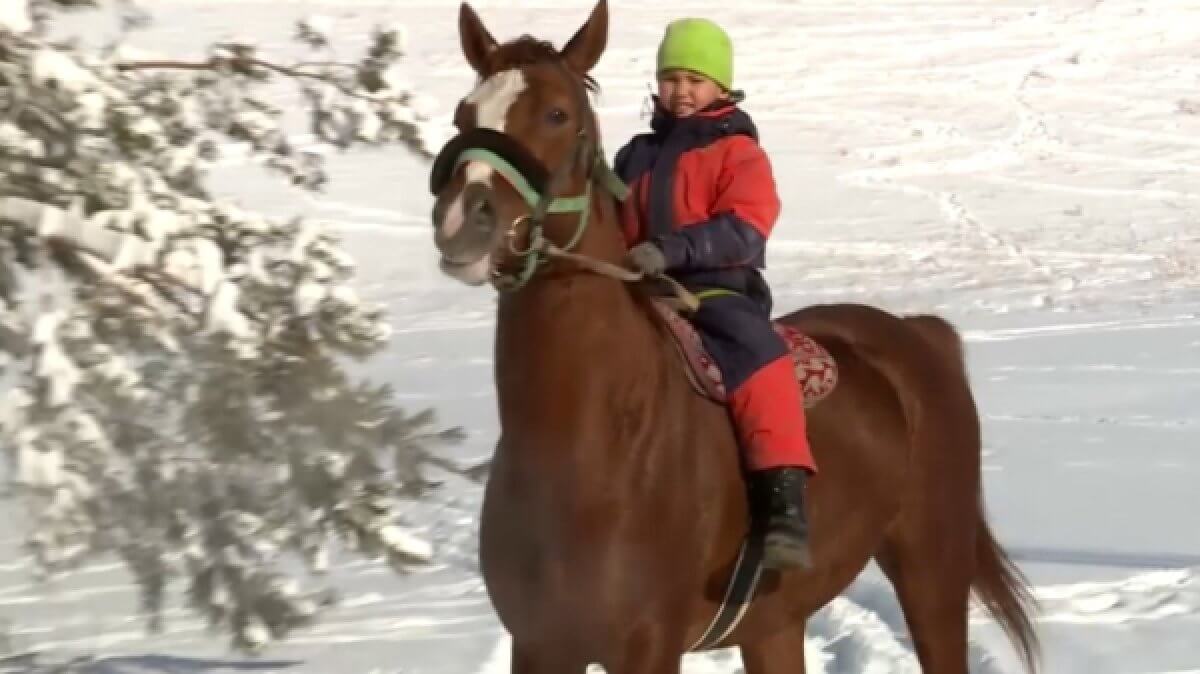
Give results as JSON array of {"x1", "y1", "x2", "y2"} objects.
[{"x1": 763, "y1": 535, "x2": 814, "y2": 571}]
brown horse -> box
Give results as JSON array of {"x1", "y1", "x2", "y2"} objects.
[{"x1": 429, "y1": 2, "x2": 1039, "y2": 672}]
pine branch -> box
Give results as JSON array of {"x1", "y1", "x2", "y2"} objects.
[
  {"x1": 1, "y1": 10, "x2": 455, "y2": 653},
  {"x1": 0, "y1": 197, "x2": 161, "y2": 267},
  {"x1": 116, "y1": 57, "x2": 385, "y2": 103}
]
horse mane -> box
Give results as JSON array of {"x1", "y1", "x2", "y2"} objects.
[{"x1": 486, "y1": 36, "x2": 599, "y2": 93}]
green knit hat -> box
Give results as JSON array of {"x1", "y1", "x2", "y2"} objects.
[{"x1": 656, "y1": 18, "x2": 733, "y2": 91}]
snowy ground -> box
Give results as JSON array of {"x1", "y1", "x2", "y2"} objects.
[{"x1": 3, "y1": 0, "x2": 1200, "y2": 672}]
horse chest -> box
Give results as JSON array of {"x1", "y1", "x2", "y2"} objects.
[{"x1": 478, "y1": 456, "x2": 690, "y2": 625}]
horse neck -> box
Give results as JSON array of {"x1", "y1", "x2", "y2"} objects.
[{"x1": 493, "y1": 194, "x2": 667, "y2": 441}]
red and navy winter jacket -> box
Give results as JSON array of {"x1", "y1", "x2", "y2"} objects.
[{"x1": 613, "y1": 100, "x2": 781, "y2": 305}]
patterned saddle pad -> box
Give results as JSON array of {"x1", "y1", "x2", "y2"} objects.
[{"x1": 653, "y1": 301, "x2": 838, "y2": 407}]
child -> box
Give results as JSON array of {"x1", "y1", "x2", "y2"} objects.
[{"x1": 614, "y1": 18, "x2": 815, "y2": 570}]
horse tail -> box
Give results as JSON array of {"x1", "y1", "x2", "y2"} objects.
[
  {"x1": 906, "y1": 314, "x2": 1041, "y2": 672},
  {"x1": 973, "y1": 510, "x2": 1041, "y2": 673},
  {"x1": 903, "y1": 315, "x2": 1041, "y2": 669},
  {"x1": 788, "y1": 304, "x2": 1040, "y2": 671},
  {"x1": 904, "y1": 314, "x2": 1041, "y2": 671}
]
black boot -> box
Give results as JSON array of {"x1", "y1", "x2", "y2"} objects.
[{"x1": 748, "y1": 467, "x2": 813, "y2": 570}]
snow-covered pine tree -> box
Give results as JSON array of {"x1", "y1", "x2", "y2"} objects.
[{"x1": 0, "y1": 0, "x2": 465, "y2": 652}]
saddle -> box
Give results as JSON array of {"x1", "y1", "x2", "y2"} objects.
[{"x1": 653, "y1": 300, "x2": 838, "y2": 406}]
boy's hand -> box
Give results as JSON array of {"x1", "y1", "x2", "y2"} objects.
[{"x1": 624, "y1": 242, "x2": 668, "y2": 275}]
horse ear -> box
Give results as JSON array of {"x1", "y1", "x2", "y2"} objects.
[
  {"x1": 560, "y1": 0, "x2": 608, "y2": 76},
  {"x1": 459, "y1": 2, "x2": 498, "y2": 76}
]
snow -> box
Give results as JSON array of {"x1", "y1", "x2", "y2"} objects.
[
  {"x1": 1035, "y1": 570, "x2": 1196, "y2": 625},
  {"x1": 204, "y1": 281, "x2": 253, "y2": 342},
  {"x1": 293, "y1": 280, "x2": 327, "y2": 316},
  {"x1": 2, "y1": 0, "x2": 1198, "y2": 672},
  {"x1": 297, "y1": 14, "x2": 336, "y2": 43},
  {"x1": 13, "y1": 439, "x2": 63, "y2": 489},
  {"x1": 0, "y1": 0, "x2": 30, "y2": 34},
  {"x1": 29, "y1": 48, "x2": 102, "y2": 96},
  {"x1": 31, "y1": 311, "x2": 81, "y2": 408},
  {"x1": 378, "y1": 525, "x2": 435, "y2": 563}
]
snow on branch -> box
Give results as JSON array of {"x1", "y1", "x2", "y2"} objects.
[
  {"x1": 0, "y1": 0, "x2": 32, "y2": 34},
  {"x1": 0, "y1": 3, "x2": 460, "y2": 653}
]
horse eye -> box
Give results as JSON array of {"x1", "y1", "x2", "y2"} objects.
[{"x1": 546, "y1": 108, "x2": 568, "y2": 126}]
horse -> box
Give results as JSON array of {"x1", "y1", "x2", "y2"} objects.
[{"x1": 428, "y1": 2, "x2": 1039, "y2": 672}]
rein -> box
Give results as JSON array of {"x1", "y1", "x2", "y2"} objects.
[{"x1": 525, "y1": 224, "x2": 699, "y2": 312}]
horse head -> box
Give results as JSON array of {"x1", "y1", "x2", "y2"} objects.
[{"x1": 430, "y1": 1, "x2": 610, "y2": 289}]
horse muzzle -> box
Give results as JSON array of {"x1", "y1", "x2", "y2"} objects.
[{"x1": 433, "y1": 181, "x2": 501, "y2": 285}]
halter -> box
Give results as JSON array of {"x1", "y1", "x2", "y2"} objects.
[{"x1": 429, "y1": 113, "x2": 628, "y2": 291}]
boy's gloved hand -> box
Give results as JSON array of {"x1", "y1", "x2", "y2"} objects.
[{"x1": 624, "y1": 242, "x2": 668, "y2": 275}]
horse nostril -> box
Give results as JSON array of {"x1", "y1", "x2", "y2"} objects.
[
  {"x1": 466, "y1": 195, "x2": 494, "y2": 230},
  {"x1": 462, "y1": 183, "x2": 496, "y2": 231}
]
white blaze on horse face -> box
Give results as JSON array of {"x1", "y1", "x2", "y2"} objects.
[
  {"x1": 470, "y1": 68, "x2": 527, "y2": 132},
  {"x1": 438, "y1": 69, "x2": 527, "y2": 244}
]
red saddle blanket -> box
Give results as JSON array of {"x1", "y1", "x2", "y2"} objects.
[{"x1": 654, "y1": 301, "x2": 838, "y2": 407}]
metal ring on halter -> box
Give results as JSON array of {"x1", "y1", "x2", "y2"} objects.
[{"x1": 506, "y1": 214, "x2": 537, "y2": 256}]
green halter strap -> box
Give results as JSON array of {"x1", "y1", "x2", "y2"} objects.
[
  {"x1": 456, "y1": 148, "x2": 592, "y2": 214},
  {"x1": 451, "y1": 146, "x2": 628, "y2": 290}
]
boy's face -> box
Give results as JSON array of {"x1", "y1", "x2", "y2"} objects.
[{"x1": 657, "y1": 69, "x2": 728, "y2": 117}]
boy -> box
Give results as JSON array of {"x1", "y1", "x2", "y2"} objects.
[{"x1": 614, "y1": 18, "x2": 815, "y2": 570}]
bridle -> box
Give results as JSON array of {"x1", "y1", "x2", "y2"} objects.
[
  {"x1": 429, "y1": 123, "x2": 626, "y2": 291},
  {"x1": 429, "y1": 65, "x2": 697, "y2": 309}
]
